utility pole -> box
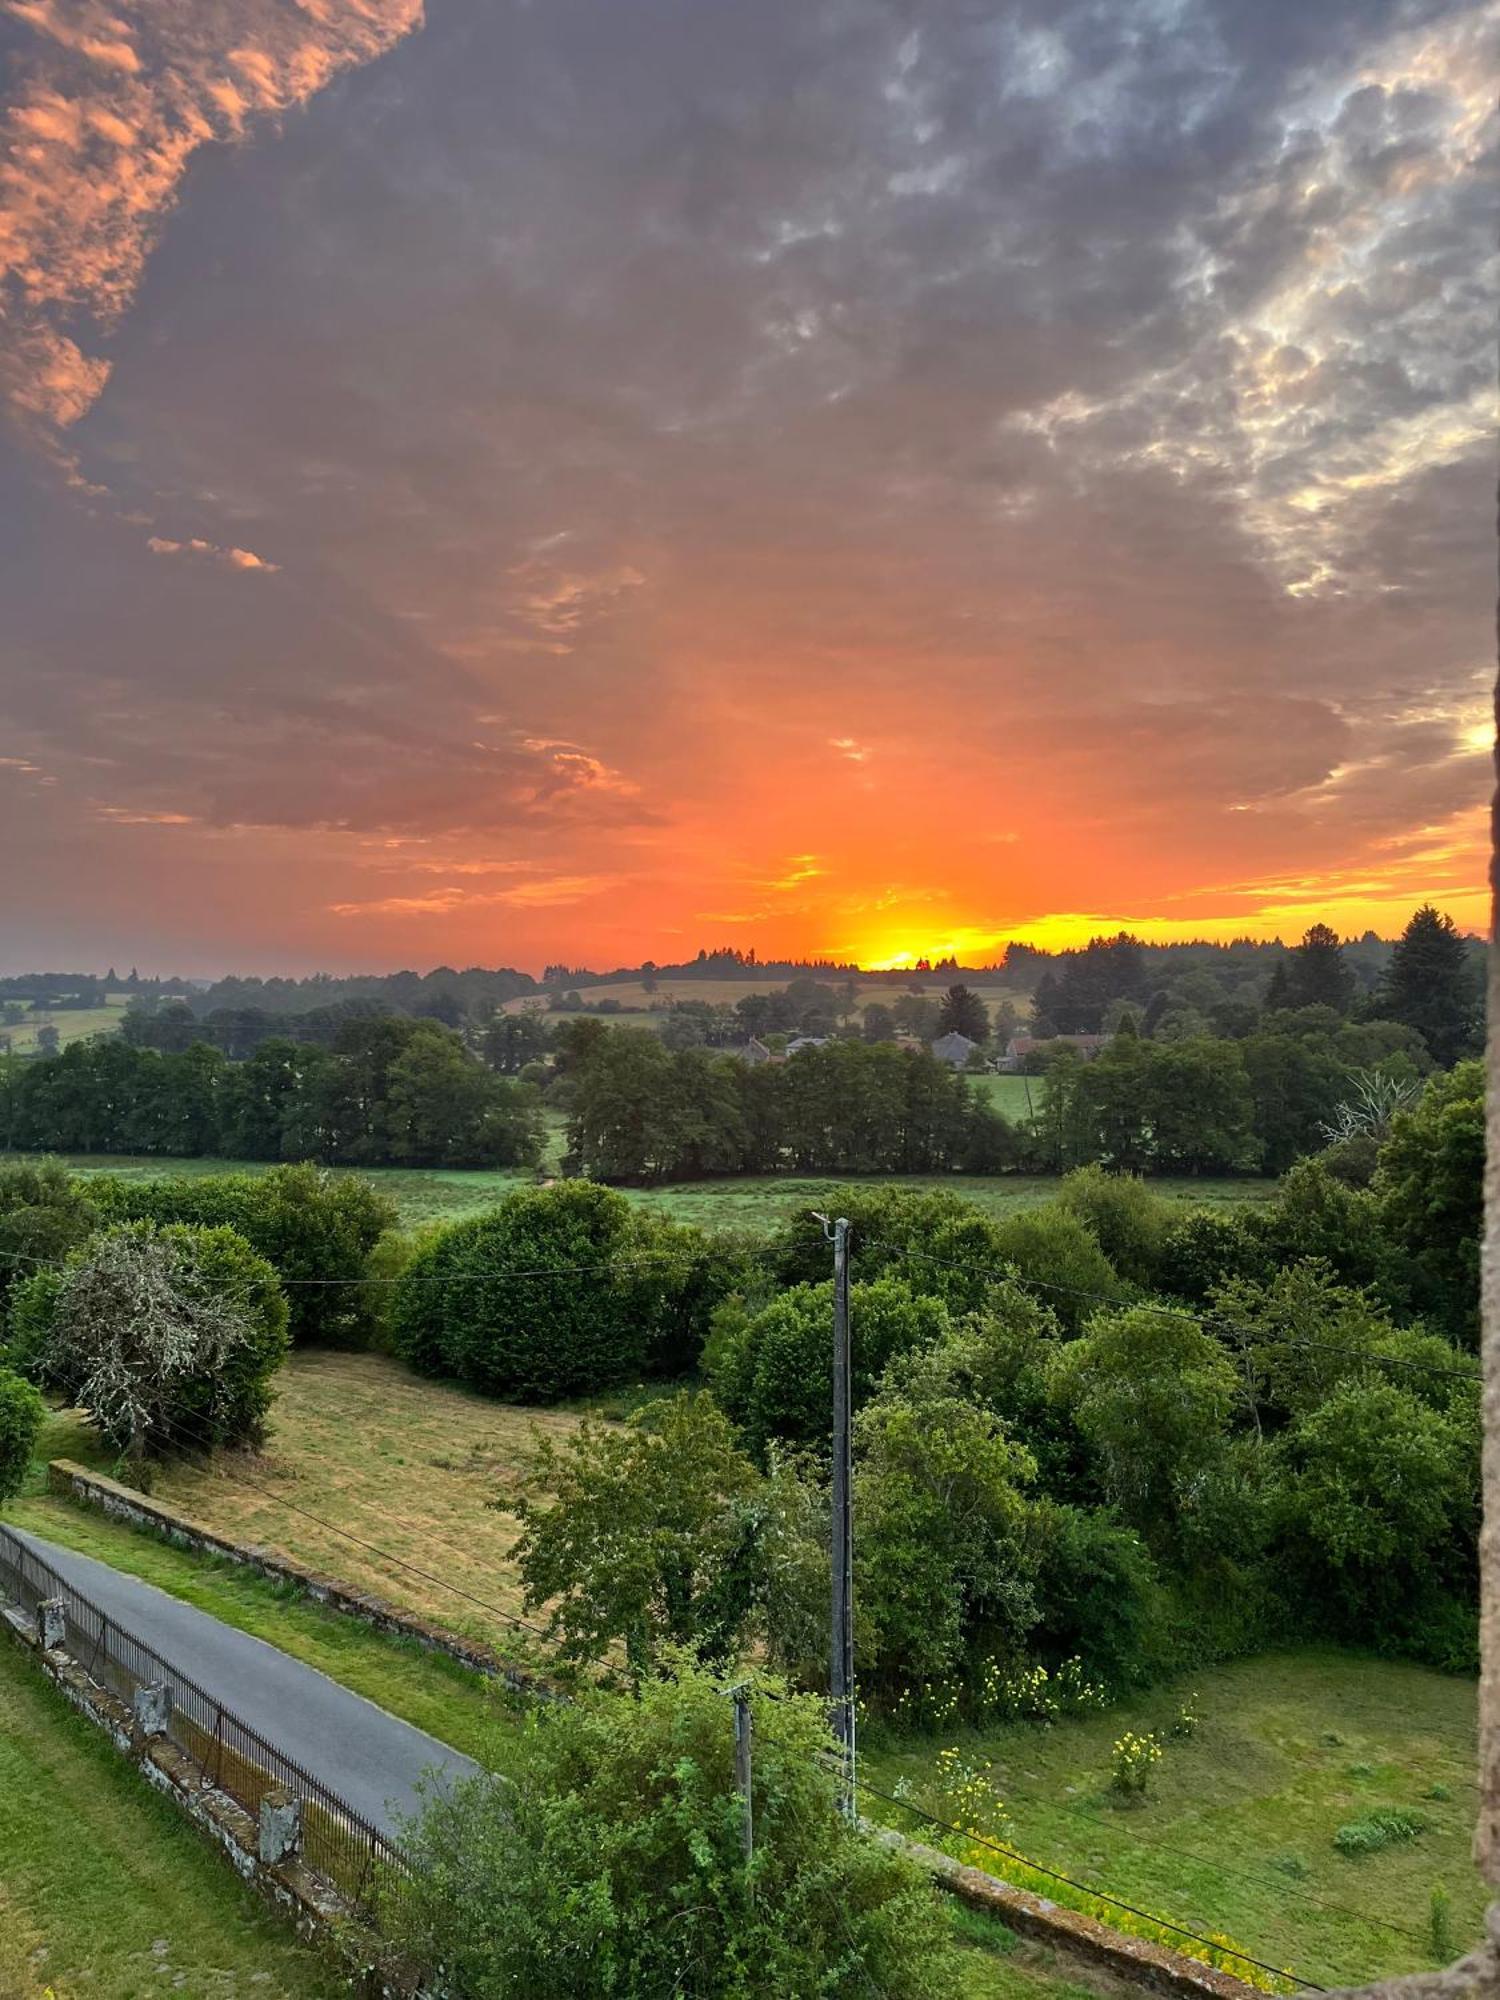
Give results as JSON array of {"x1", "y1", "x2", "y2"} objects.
[
  {"x1": 729, "y1": 1682, "x2": 753, "y2": 1865},
  {"x1": 816, "y1": 1211, "x2": 856, "y2": 1818}
]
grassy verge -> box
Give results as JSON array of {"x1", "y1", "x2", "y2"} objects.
[
  {"x1": 9, "y1": 1407, "x2": 521, "y2": 1766},
  {"x1": 948, "y1": 1905, "x2": 1134, "y2": 2000},
  {"x1": 0, "y1": 1637, "x2": 345, "y2": 1999},
  {"x1": 864, "y1": 1651, "x2": 1483, "y2": 1991}
]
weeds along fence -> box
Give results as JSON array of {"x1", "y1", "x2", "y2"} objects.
[{"x1": 0, "y1": 1523, "x2": 412, "y2": 1919}]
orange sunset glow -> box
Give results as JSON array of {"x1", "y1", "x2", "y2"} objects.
[{"x1": 0, "y1": 0, "x2": 1493, "y2": 974}]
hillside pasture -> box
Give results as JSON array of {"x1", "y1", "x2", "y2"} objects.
[{"x1": 0, "y1": 993, "x2": 131, "y2": 1055}]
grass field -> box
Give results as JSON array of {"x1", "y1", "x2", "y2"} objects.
[
  {"x1": 501, "y1": 974, "x2": 1034, "y2": 1026},
  {"x1": 0, "y1": 1637, "x2": 344, "y2": 1999},
  {"x1": 29, "y1": 1149, "x2": 1279, "y2": 1232},
  {"x1": 865, "y1": 1653, "x2": 1484, "y2": 1990},
  {"x1": 20, "y1": 1352, "x2": 586, "y2": 1660},
  {"x1": 0, "y1": 994, "x2": 131, "y2": 1056}
]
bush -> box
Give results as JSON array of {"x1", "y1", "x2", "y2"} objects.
[
  {"x1": 1275, "y1": 1379, "x2": 1476, "y2": 1636},
  {"x1": 1110, "y1": 1730, "x2": 1162, "y2": 1797},
  {"x1": 512, "y1": 1392, "x2": 763, "y2": 1676},
  {"x1": 855, "y1": 1367, "x2": 1039, "y2": 1698},
  {"x1": 1157, "y1": 1207, "x2": 1266, "y2": 1304},
  {"x1": 393, "y1": 1660, "x2": 963, "y2": 1999},
  {"x1": 91, "y1": 1165, "x2": 395, "y2": 1345},
  {"x1": 1056, "y1": 1168, "x2": 1172, "y2": 1288},
  {"x1": 391, "y1": 1181, "x2": 698, "y2": 1400},
  {"x1": 987, "y1": 1205, "x2": 1126, "y2": 1332},
  {"x1": 14, "y1": 1220, "x2": 288, "y2": 1456},
  {"x1": 709, "y1": 1277, "x2": 953, "y2": 1459},
  {"x1": 1028, "y1": 1501, "x2": 1164, "y2": 1689},
  {"x1": 0, "y1": 1158, "x2": 101, "y2": 1317},
  {"x1": 1049, "y1": 1307, "x2": 1237, "y2": 1539},
  {"x1": 1332, "y1": 1808, "x2": 1427, "y2": 1858},
  {"x1": 0, "y1": 1365, "x2": 44, "y2": 1503},
  {"x1": 1375, "y1": 1059, "x2": 1483, "y2": 1344}
]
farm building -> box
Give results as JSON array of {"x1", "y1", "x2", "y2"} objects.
[{"x1": 930, "y1": 1030, "x2": 981, "y2": 1068}]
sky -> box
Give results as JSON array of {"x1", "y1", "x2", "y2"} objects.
[{"x1": 0, "y1": 0, "x2": 1494, "y2": 977}]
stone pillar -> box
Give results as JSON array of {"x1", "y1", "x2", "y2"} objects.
[
  {"x1": 37, "y1": 1597, "x2": 65, "y2": 1650},
  {"x1": 259, "y1": 1789, "x2": 302, "y2": 1866},
  {"x1": 132, "y1": 1681, "x2": 170, "y2": 1741}
]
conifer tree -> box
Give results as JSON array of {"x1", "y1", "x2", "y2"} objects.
[{"x1": 1379, "y1": 904, "x2": 1480, "y2": 1066}]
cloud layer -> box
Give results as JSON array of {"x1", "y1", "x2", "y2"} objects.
[{"x1": 0, "y1": 0, "x2": 1492, "y2": 972}]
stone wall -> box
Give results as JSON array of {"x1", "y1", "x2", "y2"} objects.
[
  {"x1": 47, "y1": 1456, "x2": 552, "y2": 1698},
  {"x1": 0, "y1": 1593, "x2": 422, "y2": 1998}
]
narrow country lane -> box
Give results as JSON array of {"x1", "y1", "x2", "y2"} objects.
[{"x1": 5, "y1": 1528, "x2": 480, "y2": 1839}]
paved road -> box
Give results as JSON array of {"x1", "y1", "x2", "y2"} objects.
[{"x1": 6, "y1": 1527, "x2": 480, "y2": 1840}]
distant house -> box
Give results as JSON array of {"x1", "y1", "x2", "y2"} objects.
[
  {"x1": 739, "y1": 1037, "x2": 781, "y2": 1065},
  {"x1": 998, "y1": 1032, "x2": 1111, "y2": 1071},
  {"x1": 930, "y1": 1030, "x2": 980, "y2": 1069},
  {"x1": 784, "y1": 1034, "x2": 829, "y2": 1056}
]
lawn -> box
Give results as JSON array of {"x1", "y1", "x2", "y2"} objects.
[
  {"x1": 864, "y1": 1651, "x2": 1484, "y2": 1992},
  {"x1": 31, "y1": 1149, "x2": 1279, "y2": 1233},
  {"x1": 0, "y1": 1636, "x2": 345, "y2": 1999}
]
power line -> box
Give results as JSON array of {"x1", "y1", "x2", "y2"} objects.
[
  {"x1": 128, "y1": 1401, "x2": 556, "y2": 1644},
  {"x1": 853, "y1": 1774, "x2": 1326, "y2": 1992}
]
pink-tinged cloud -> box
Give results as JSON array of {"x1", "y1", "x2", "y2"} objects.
[
  {"x1": 147, "y1": 533, "x2": 278, "y2": 571},
  {"x1": 0, "y1": 0, "x2": 424, "y2": 428}
]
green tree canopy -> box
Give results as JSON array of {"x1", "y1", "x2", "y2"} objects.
[
  {"x1": 13, "y1": 1220, "x2": 288, "y2": 1458},
  {"x1": 1374, "y1": 1058, "x2": 1483, "y2": 1345},
  {"x1": 391, "y1": 1181, "x2": 706, "y2": 1399},
  {"x1": 512, "y1": 1392, "x2": 763, "y2": 1676},
  {"x1": 393, "y1": 1660, "x2": 961, "y2": 2000},
  {"x1": 1049, "y1": 1306, "x2": 1237, "y2": 1539},
  {"x1": 0, "y1": 1365, "x2": 44, "y2": 1504},
  {"x1": 709, "y1": 1277, "x2": 953, "y2": 1460}
]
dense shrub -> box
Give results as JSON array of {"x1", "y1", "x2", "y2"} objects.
[
  {"x1": 1049, "y1": 1307, "x2": 1238, "y2": 1539},
  {"x1": 0, "y1": 1364, "x2": 44, "y2": 1503},
  {"x1": 987, "y1": 1205, "x2": 1127, "y2": 1333},
  {"x1": 1055, "y1": 1167, "x2": 1171, "y2": 1288},
  {"x1": 393, "y1": 1660, "x2": 962, "y2": 2000},
  {"x1": 1027, "y1": 1501, "x2": 1164, "y2": 1689},
  {"x1": 1375, "y1": 1059, "x2": 1483, "y2": 1344},
  {"x1": 1156, "y1": 1206, "x2": 1266, "y2": 1303},
  {"x1": 708, "y1": 1277, "x2": 952, "y2": 1460},
  {"x1": 1274, "y1": 1378, "x2": 1478, "y2": 1633},
  {"x1": 14, "y1": 1220, "x2": 289, "y2": 1456},
  {"x1": 0, "y1": 1158, "x2": 100, "y2": 1316},
  {"x1": 91, "y1": 1165, "x2": 395, "y2": 1345},
  {"x1": 1246, "y1": 1160, "x2": 1388, "y2": 1293},
  {"x1": 851, "y1": 1341, "x2": 1043, "y2": 1697},
  {"x1": 391, "y1": 1182, "x2": 706, "y2": 1400},
  {"x1": 513, "y1": 1392, "x2": 763, "y2": 1675}
]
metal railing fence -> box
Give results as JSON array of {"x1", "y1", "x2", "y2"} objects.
[{"x1": 0, "y1": 1523, "x2": 411, "y2": 1915}]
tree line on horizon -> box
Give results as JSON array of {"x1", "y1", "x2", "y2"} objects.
[{"x1": 0, "y1": 910, "x2": 1478, "y2": 1186}]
